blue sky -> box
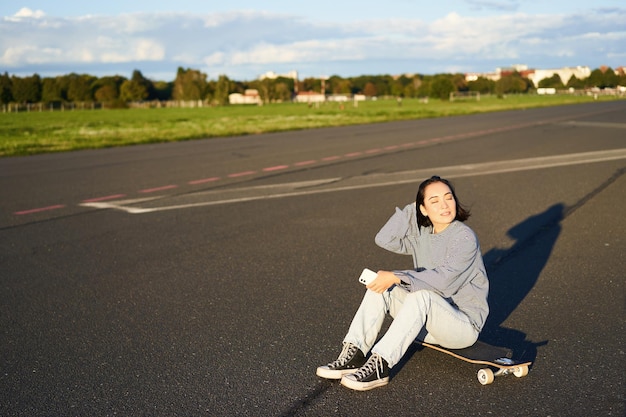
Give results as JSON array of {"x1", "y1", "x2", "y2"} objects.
[{"x1": 1, "y1": 1, "x2": 625, "y2": 81}]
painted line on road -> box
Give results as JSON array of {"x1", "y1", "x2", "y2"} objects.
[
  {"x1": 228, "y1": 170, "x2": 256, "y2": 178},
  {"x1": 263, "y1": 165, "x2": 290, "y2": 172},
  {"x1": 14, "y1": 204, "x2": 66, "y2": 215},
  {"x1": 188, "y1": 177, "x2": 221, "y2": 185},
  {"x1": 139, "y1": 185, "x2": 178, "y2": 193},
  {"x1": 294, "y1": 160, "x2": 316, "y2": 166},
  {"x1": 80, "y1": 148, "x2": 626, "y2": 214},
  {"x1": 82, "y1": 194, "x2": 127, "y2": 203},
  {"x1": 16, "y1": 109, "x2": 621, "y2": 217},
  {"x1": 560, "y1": 121, "x2": 626, "y2": 129}
]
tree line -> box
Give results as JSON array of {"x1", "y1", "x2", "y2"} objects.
[{"x1": 1, "y1": 66, "x2": 624, "y2": 108}]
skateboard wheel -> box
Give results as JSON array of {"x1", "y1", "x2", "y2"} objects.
[
  {"x1": 513, "y1": 365, "x2": 529, "y2": 378},
  {"x1": 477, "y1": 368, "x2": 494, "y2": 385}
]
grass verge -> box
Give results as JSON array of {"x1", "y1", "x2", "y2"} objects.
[{"x1": 0, "y1": 94, "x2": 622, "y2": 157}]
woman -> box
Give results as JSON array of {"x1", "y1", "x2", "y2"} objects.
[{"x1": 316, "y1": 176, "x2": 489, "y2": 391}]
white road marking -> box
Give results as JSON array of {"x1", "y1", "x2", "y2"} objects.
[{"x1": 80, "y1": 148, "x2": 626, "y2": 214}]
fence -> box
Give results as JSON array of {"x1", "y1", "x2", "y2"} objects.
[{"x1": 1, "y1": 100, "x2": 215, "y2": 113}]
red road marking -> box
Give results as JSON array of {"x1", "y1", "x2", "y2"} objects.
[
  {"x1": 139, "y1": 185, "x2": 178, "y2": 193},
  {"x1": 294, "y1": 160, "x2": 316, "y2": 166},
  {"x1": 263, "y1": 165, "x2": 289, "y2": 172},
  {"x1": 14, "y1": 121, "x2": 551, "y2": 215},
  {"x1": 82, "y1": 194, "x2": 127, "y2": 203},
  {"x1": 365, "y1": 148, "x2": 381, "y2": 154},
  {"x1": 14, "y1": 205, "x2": 65, "y2": 215},
  {"x1": 188, "y1": 177, "x2": 220, "y2": 185},
  {"x1": 228, "y1": 170, "x2": 256, "y2": 178}
]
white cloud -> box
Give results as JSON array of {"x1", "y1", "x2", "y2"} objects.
[
  {"x1": 134, "y1": 39, "x2": 165, "y2": 61},
  {"x1": 14, "y1": 7, "x2": 46, "y2": 19},
  {"x1": 0, "y1": 8, "x2": 624, "y2": 80}
]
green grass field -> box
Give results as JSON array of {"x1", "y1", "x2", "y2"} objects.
[{"x1": 0, "y1": 94, "x2": 622, "y2": 157}]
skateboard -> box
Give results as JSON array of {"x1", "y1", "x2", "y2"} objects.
[{"x1": 417, "y1": 340, "x2": 532, "y2": 385}]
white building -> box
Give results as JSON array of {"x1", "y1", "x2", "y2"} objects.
[
  {"x1": 465, "y1": 65, "x2": 592, "y2": 87},
  {"x1": 527, "y1": 66, "x2": 591, "y2": 87},
  {"x1": 229, "y1": 89, "x2": 262, "y2": 105},
  {"x1": 294, "y1": 91, "x2": 326, "y2": 103},
  {"x1": 259, "y1": 70, "x2": 299, "y2": 81}
]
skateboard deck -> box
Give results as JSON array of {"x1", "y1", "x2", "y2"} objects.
[{"x1": 417, "y1": 340, "x2": 532, "y2": 385}]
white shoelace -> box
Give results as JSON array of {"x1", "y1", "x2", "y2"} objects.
[
  {"x1": 352, "y1": 354, "x2": 384, "y2": 380},
  {"x1": 329, "y1": 343, "x2": 357, "y2": 367}
]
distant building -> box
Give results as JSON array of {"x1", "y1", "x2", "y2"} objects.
[
  {"x1": 229, "y1": 89, "x2": 262, "y2": 105},
  {"x1": 497, "y1": 64, "x2": 535, "y2": 80},
  {"x1": 465, "y1": 71, "x2": 500, "y2": 82},
  {"x1": 326, "y1": 94, "x2": 350, "y2": 102},
  {"x1": 294, "y1": 91, "x2": 325, "y2": 103},
  {"x1": 527, "y1": 66, "x2": 591, "y2": 87},
  {"x1": 259, "y1": 70, "x2": 298, "y2": 81},
  {"x1": 465, "y1": 65, "x2": 592, "y2": 87}
]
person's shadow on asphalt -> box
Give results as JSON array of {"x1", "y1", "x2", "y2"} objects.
[{"x1": 478, "y1": 203, "x2": 564, "y2": 362}]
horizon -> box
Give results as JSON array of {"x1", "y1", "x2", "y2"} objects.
[{"x1": 1, "y1": 63, "x2": 621, "y2": 84}]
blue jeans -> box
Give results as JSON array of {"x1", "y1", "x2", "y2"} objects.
[{"x1": 344, "y1": 287, "x2": 478, "y2": 367}]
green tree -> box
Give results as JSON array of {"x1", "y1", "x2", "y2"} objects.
[
  {"x1": 566, "y1": 75, "x2": 585, "y2": 90},
  {"x1": 92, "y1": 75, "x2": 125, "y2": 104},
  {"x1": 213, "y1": 75, "x2": 231, "y2": 105},
  {"x1": 41, "y1": 77, "x2": 64, "y2": 103},
  {"x1": 416, "y1": 76, "x2": 431, "y2": 97},
  {"x1": 11, "y1": 74, "x2": 42, "y2": 103},
  {"x1": 601, "y1": 67, "x2": 619, "y2": 88},
  {"x1": 468, "y1": 77, "x2": 495, "y2": 94},
  {"x1": 152, "y1": 81, "x2": 173, "y2": 101},
  {"x1": 67, "y1": 73, "x2": 95, "y2": 102},
  {"x1": 173, "y1": 67, "x2": 208, "y2": 101},
  {"x1": 300, "y1": 77, "x2": 321, "y2": 93},
  {"x1": 328, "y1": 75, "x2": 351, "y2": 95},
  {"x1": 451, "y1": 73, "x2": 468, "y2": 92},
  {"x1": 403, "y1": 75, "x2": 423, "y2": 98},
  {"x1": 120, "y1": 79, "x2": 148, "y2": 102},
  {"x1": 538, "y1": 74, "x2": 564, "y2": 89},
  {"x1": 429, "y1": 75, "x2": 456, "y2": 100},
  {"x1": 586, "y1": 68, "x2": 605, "y2": 88},
  {"x1": 0, "y1": 72, "x2": 13, "y2": 105},
  {"x1": 618, "y1": 71, "x2": 626, "y2": 88},
  {"x1": 274, "y1": 82, "x2": 292, "y2": 102},
  {"x1": 352, "y1": 75, "x2": 393, "y2": 96},
  {"x1": 495, "y1": 72, "x2": 530, "y2": 95},
  {"x1": 390, "y1": 75, "x2": 412, "y2": 97},
  {"x1": 119, "y1": 70, "x2": 156, "y2": 102},
  {"x1": 95, "y1": 84, "x2": 118, "y2": 103},
  {"x1": 373, "y1": 75, "x2": 393, "y2": 96}
]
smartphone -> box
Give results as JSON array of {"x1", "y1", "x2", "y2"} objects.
[{"x1": 358, "y1": 268, "x2": 378, "y2": 285}]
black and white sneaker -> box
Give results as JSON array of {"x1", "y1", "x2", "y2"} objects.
[
  {"x1": 316, "y1": 343, "x2": 366, "y2": 379},
  {"x1": 340, "y1": 353, "x2": 390, "y2": 391}
]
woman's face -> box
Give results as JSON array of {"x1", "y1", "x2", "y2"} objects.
[{"x1": 419, "y1": 181, "x2": 457, "y2": 233}]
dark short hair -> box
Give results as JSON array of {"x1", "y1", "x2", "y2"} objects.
[{"x1": 415, "y1": 176, "x2": 470, "y2": 228}]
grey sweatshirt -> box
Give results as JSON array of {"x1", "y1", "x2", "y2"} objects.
[{"x1": 375, "y1": 203, "x2": 489, "y2": 332}]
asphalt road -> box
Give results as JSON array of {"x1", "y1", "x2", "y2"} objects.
[{"x1": 1, "y1": 100, "x2": 625, "y2": 416}]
